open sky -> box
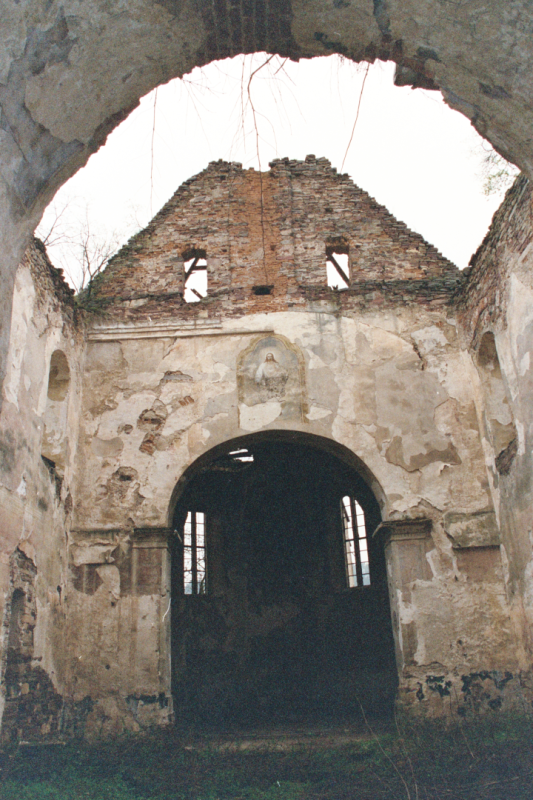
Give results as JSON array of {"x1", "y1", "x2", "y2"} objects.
[{"x1": 37, "y1": 55, "x2": 516, "y2": 289}]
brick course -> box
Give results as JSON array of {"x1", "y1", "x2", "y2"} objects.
[
  {"x1": 459, "y1": 174, "x2": 533, "y2": 348},
  {"x1": 89, "y1": 157, "x2": 461, "y2": 321}
]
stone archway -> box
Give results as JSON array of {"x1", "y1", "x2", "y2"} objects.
[
  {"x1": 2, "y1": 1, "x2": 533, "y2": 392},
  {"x1": 169, "y1": 431, "x2": 397, "y2": 727}
]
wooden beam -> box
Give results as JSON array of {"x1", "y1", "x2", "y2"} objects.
[
  {"x1": 327, "y1": 253, "x2": 350, "y2": 286},
  {"x1": 184, "y1": 256, "x2": 200, "y2": 279}
]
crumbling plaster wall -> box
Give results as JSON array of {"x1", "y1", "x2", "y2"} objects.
[
  {"x1": 72, "y1": 300, "x2": 523, "y2": 720},
  {"x1": 2, "y1": 4, "x2": 533, "y2": 728},
  {"x1": 0, "y1": 162, "x2": 530, "y2": 737},
  {"x1": 0, "y1": 240, "x2": 83, "y2": 740},
  {"x1": 1, "y1": 0, "x2": 533, "y2": 413},
  {"x1": 59, "y1": 159, "x2": 529, "y2": 729},
  {"x1": 66, "y1": 527, "x2": 172, "y2": 739},
  {"x1": 460, "y1": 176, "x2": 533, "y2": 665}
]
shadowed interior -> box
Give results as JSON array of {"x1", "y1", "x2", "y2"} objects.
[{"x1": 171, "y1": 437, "x2": 397, "y2": 728}]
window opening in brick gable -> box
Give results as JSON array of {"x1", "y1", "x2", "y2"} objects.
[
  {"x1": 341, "y1": 495, "x2": 370, "y2": 587},
  {"x1": 183, "y1": 251, "x2": 207, "y2": 302},
  {"x1": 183, "y1": 511, "x2": 207, "y2": 594},
  {"x1": 326, "y1": 247, "x2": 350, "y2": 290}
]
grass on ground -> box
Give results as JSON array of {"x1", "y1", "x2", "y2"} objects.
[{"x1": 1, "y1": 713, "x2": 533, "y2": 799}]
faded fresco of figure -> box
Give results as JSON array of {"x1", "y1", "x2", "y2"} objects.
[
  {"x1": 237, "y1": 335, "x2": 306, "y2": 430},
  {"x1": 254, "y1": 352, "x2": 289, "y2": 400}
]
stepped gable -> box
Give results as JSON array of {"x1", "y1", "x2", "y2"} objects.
[{"x1": 88, "y1": 157, "x2": 460, "y2": 315}]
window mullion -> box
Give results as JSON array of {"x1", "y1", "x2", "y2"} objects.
[
  {"x1": 191, "y1": 513, "x2": 198, "y2": 594},
  {"x1": 351, "y1": 496, "x2": 364, "y2": 587}
]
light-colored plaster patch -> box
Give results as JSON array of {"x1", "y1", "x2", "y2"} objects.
[
  {"x1": 239, "y1": 400, "x2": 282, "y2": 431},
  {"x1": 307, "y1": 405, "x2": 332, "y2": 421}
]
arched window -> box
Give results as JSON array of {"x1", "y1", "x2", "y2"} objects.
[
  {"x1": 41, "y1": 349, "x2": 71, "y2": 475},
  {"x1": 47, "y1": 350, "x2": 70, "y2": 401},
  {"x1": 7, "y1": 589, "x2": 26, "y2": 652},
  {"x1": 476, "y1": 331, "x2": 517, "y2": 474},
  {"x1": 341, "y1": 495, "x2": 370, "y2": 587},
  {"x1": 183, "y1": 511, "x2": 207, "y2": 594}
]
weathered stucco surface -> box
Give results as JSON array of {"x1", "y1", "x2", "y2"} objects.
[
  {"x1": 1, "y1": 0, "x2": 533, "y2": 419},
  {"x1": 78, "y1": 310, "x2": 485, "y2": 529},
  {"x1": 459, "y1": 176, "x2": 533, "y2": 682},
  {"x1": 2, "y1": 159, "x2": 532, "y2": 738},
  {"x1": 0, "y1": 241, "x2": 82, "y2": 739}
]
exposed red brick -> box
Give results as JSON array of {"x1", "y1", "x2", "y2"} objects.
[
  {"x1": 458, "y1": 175, "x2": 533, "y2": 348},
  {"x1": 88, "y1": 157, "x2": 461, "y2": 322}
]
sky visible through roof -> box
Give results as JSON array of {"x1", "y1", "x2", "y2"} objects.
[{"x1": 37, "y1": 55, "x2": 517, "y2": 290}]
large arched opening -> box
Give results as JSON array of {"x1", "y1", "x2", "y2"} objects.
[
  {"x1": 2, "y1": 4, "x2": 533, "y2": 360},
  {"x1": 169, "y1": 431, "x2": 397, "y2": 728}
]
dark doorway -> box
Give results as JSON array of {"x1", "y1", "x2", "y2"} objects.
[{"x1": 171, "y1": 435, "x2": 397, "y2": 728}]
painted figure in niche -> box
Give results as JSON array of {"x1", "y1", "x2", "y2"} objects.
[
  {"x1": 237, "y1": 334, "x2": 307, "y2": 430},
  {"x1": 254, "y1": 352, "x2": 289, "y2": 400}
]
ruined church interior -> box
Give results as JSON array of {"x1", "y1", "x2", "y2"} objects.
[
  {"x1": 2, "y1": 0, "x2": 533, "y2": 749},
  {"x1": 1, "y1": 152, "x2": 532, "y2": 741}
]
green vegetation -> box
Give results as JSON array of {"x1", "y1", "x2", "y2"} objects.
[{"x1": 1, "y1": 714, "x2": 533, "y2": 800}]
